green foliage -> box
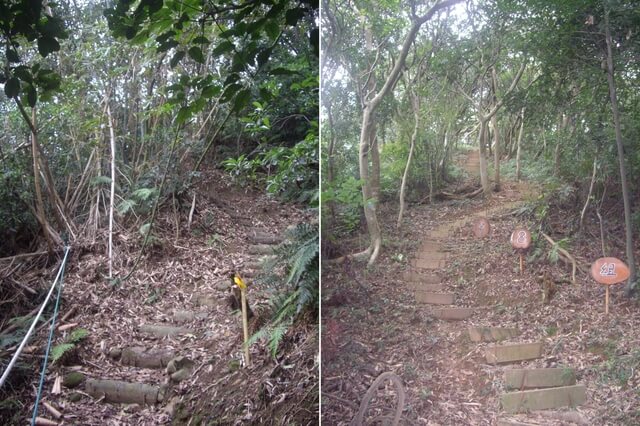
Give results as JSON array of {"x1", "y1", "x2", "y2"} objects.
[
  {"x1": 321, "y1": 176, "x2": 363, "y2": 235},
  {"x1": 222, "y1": 154, "x2": 262, "y2": 186},
  {"x1": 51, "y1": 327, "x2": 88, "y2": 364},
  {"x1": 252, "y1": 222, "x2": 318, "y2": 357},
  {"x1": 0, "y1": 1, "x2": 67, "y2": 106}
]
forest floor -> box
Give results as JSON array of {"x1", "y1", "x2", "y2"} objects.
[
  {"x1": 0, "y1": 169, "x2": 318, "y2": 425},
  {"x1": 322, "y1": 150, "x2": 640, "y2": 425}
]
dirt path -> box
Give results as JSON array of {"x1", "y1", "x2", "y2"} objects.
[
  {"x1": 321, "y1": 151, "x2": 616, "y2": 425},
  {"x1": 12, "y1": 170, "x2": 317, "y2": 425}
]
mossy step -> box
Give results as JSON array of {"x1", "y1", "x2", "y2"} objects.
[
  {"x1": 248, "y1": 231, "x2": 282, "y2": 245},
  {"x1": 248, "y1": 244, "x2": 275, "y2": 255},
  {"x1": 432, "y1": 307, "x2": 473, "y2": 320},
  {"x1": 485, "y1": 342, "x2": 543, "y2": 364},
  {"x1": 85, "y1": 379, "x2": 166, "y2": 404},
  {"x1": 501, "y1": 384, "x2": 586, "y2": 414},
  {"x1": 410, "y1": 258, "x2": 446, "y2": 269},
  {"x1": 138, "y1": 324, "x2": 192, "y2": 338},
  {"x1": 109, "y1": 346, "x2": 176, "y2": 369},
  {"x1": 173, "y1": 310, "x2": 208, "y2": 323},
  {"x1": 505, "y1": 368, "x2": 576, "y2": 390},
  {"x1": 468, "y1": 326, "x2": 520, "y2": 342}
]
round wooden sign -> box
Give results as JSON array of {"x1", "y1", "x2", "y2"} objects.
[
  {"x1": 473, "y1": 217, "x2": 490, "y2": 238},
  {"x1": 510, "y1": 228, "x2": 531, "y2": 249},
  {"x1": 591, "y1": 257, "x2": 630, "y2": 285}
]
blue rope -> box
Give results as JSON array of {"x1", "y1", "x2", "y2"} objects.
[{"x1": 31, "y1": 246, "x2": 70, "y2": 425}]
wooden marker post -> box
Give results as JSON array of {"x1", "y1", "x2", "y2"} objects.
[
  {"x1": 591, "y1": 257, "x2": 630, "y2": 315},
  {"x1": 510, "y1": 228, "x2": 531, "y2": 274},
  {"x1": 473, "y1": 217, "x2": 490, "y2": 239},
  {"x1": 234, "y1": 274, "x2": 251, "y2": 366}
]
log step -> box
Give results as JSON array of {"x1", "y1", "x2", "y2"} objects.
[
  {"x1": 414, "y1": 251, "x2": 448, "y2": 260},
  {"x1": 485, "y1": 342, "x2": 543, "y2": 364},
  {"x1": 501, "y1": 384, "x2": 586, "y2": 414},
  {"x1": 415, "y1": 292, "x2": 454, "y2": 305},
  {"x1": 505, "y1": 368, "x2": 576, "y2": 390},
  {"x1": 115, "y1": 346, "x2": 176, "y2": 369},
  {"x1": 468, "y1": 326, "x2": 520, "y2": 342},
  {"x1": 173, "y1": 310, "x2": 208, "y2": 323},
  {"x1": 195, "y1": 294, "x2": 218, "y2": 308},
  {"x1": 403, "y1": 271, "x2": 440, "y2": 283},
  {"x1": 248, "y1": 231, "x2": 282, "y2": 245},
  {"x1": 138, "y1": 324, "x2": 192, "y2": 338},
  {"x1": 247, "y1": 244, "x2": 275, "y2": 255},
  {"x1": 85, "y1": 379, "x2": 166, "y2": 404},
  {"x1": 432, "y1": 307, "x2": 473, "y2": 320},
  {"x1": 407, "y1": 283, "x2": 444, "y2": 292}
]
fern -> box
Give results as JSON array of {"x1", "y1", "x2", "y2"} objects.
[
  {"x1": 68, "y1": 328, "x2": 89, "y2": 343},
  {"x1": 251, "y1": 222, "x2": 318, "y2": 357},
  {"x1": 51, "y1": 343, "x2": 74, "y2": 364}
]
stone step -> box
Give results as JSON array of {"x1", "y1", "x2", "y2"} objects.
[
  {"x1": 85, "y1": 379, "x2": 166, "y2": 404},
  {"x1": 505, "y1": 368, "x2": 576, "y2": 390},
  {"x1": 195, "y1": 294, "x2": 218, "y2": 308},
  {"x1": 407, "y1": 283, "x2": 444, "y2": 292},
  {"x1": 468, "y1": 326, "x2": 520, "y2": 342},
  {"x1": 501, "y1": 384, "x2": 586, "y2": 414},
  {"x1": 411, "y1": 258, "x2": 446, "y2": 269},
  {"x1": 138, "y1": 324, "x2": 192, "y2": 338},
  {"x1": 432, "y1": 307, "x2": 473, "y2": 320},
  {"x1": 485, "y1": 342, "x2": 544, "y2": 364},
  {"x1": 403, "y1": 271, "x2": 441, "y2": 283},
  {"x1": 415, "y1": 292, "x2": 454, "y2": 305}
]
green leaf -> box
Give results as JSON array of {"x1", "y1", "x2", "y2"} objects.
[
  {"x1": 257, "y1": 48, "x2": 272, "y2": 68},
  {"x1": 4, "y1": 77, "x2": 20, "y2": 98},
  {"x1": 232, "y1": 88, "x2": 251, "y2": 112},
  {"x1": 176, "y1": 106, "x2": 192, "y2": 124},
  {"x1": 170, "y1": 50, "x2": 185, "y2": 68},
  {"x1": 270, "y1": 67, "x2": 298, "y2": 76},
  {"x1": 37, "y1": 36, "x2": 61, "y2": 57},
  {"x1": 6, "y1": 49, "x2": 19, "y2": 63},
  {"x1": 26, "y1": 86, "x2": 37, "y2": 107},
  {"x1": 13, "y1": 66, "x2": 33, "y2": 83},
  {"x1": 192, "y1": 36, "x2": 209, "y2": 44},
  {"x1": 202, "y1": 84, "x2": 221, "y2": 98},
  {"x1": 221, "y1": 83, "x2": 243, "y2": 102},
  {"x1": 68, "y1": 328, "x2": 89, "y2": 343},
  {"x1": 264, "y1": 20, "x2": 280, "y2": 40},
  {"x1": 285, "y1": 8, "x2": 306, "y2": 26},
  {"x1": 212, "y1": 40, "x2": 234, "y2": 55},
  {"x1": 188, "y1": 46, "x2": 205, "y2": 63}
]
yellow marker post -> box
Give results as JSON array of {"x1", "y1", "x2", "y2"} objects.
[{"x1": 234, "y1": 274, "x2": 251, "y2": 366}]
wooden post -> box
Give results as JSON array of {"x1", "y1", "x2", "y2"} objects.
[
  {"x1": 519, "y1": 253, "x2": 524, "y2": 274},
  {"x1": 240, "y1": 287, "x2": 251, "y2": 366}
]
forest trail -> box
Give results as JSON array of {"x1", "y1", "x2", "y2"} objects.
[
  {"x1": 12, "y1": 171, "x2": 316, "y2": 425},
  {"x1": 407, "y1": 151, "x2": 586, "y2": 423},
  {"x1": 322, "y1": 150, "x2": 603, "y2": 425}
]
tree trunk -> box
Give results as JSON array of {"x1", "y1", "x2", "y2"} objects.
[
  {"x1": 397, "y1": 94, "x2": 419, "y2": 228},
  {"x1": 515, "y1": 108, "x2": 525, "y2": 181},
  {"x1": 325, "y1": 102, "x2": 338, "y2": 223},
  {"x1": 604, "y1": 10, "x2": 637, "y2": 294},
  {"x1": 358, "y1": 107, "x2": 380, "y2": 264},
  {"x1": 491, "y1": 67, "x2": 501, "y2": 191},
  {"x1": 478, "y1": 119, "x2": 491, "y2": 195},
  {"x1": 106, "y1": 101, "x2": 117, "y2": 279},
  {"x1": 352, "y1": 0, "x2": 462, "y2": 264}
]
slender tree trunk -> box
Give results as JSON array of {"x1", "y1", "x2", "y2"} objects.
[
  {"x1": 478, "y1": 119, "x2": 490, "y2": 194},
  {"x1": 358, "y1": 107, "x2": 379, "y2": 263},
  {"x1": 106, "y1": 101, "x2": 117, "y2": 279},
  {"x1": 604, "y1": 10, "x2": 637, "y2": 294},
  {"x1": 325, "y1": 103, "x2": 338, "y2": 223},
  {"x1": 515, "y1": 108, "x2": 525, "y2": 181},
  {"x1": 397, "y1": 94, "x2": 419, "y2": 228},
  {"x1": 491, "y1": 67, "x2": 501, "y2": 191}
]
